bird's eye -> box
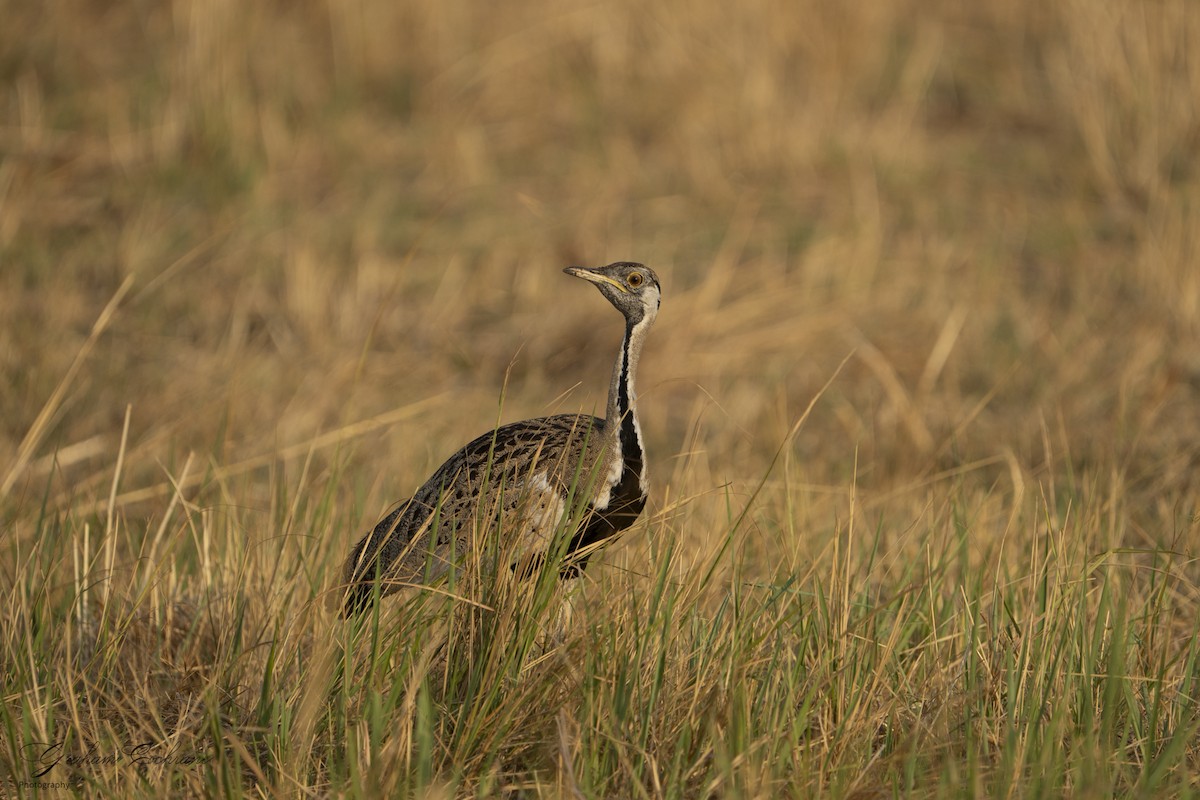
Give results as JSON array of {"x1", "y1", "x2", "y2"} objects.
[{"x1": 628, "y1": 272, "x2": 644, "y2": 288}]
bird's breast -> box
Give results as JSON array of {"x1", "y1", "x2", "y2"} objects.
[{"x1": 589, "y1": 438, "x2": 626, "y2": 510}]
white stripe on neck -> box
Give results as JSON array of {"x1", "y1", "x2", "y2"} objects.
[{"x1": 624, "y1": 309, "x2": 655, "y2": 494}]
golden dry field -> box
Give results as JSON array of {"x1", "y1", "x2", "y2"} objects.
[{"x1": 3, "y1": 0, "x2": 1200, "y2": 797}]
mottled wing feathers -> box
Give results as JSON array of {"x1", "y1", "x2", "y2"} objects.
[{"x1": 340, "y1": 413, "x2": 607, "y2": 612}]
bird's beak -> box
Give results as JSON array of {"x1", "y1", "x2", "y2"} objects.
[{"x1": 563, "y1": 266, "x2": 629, "y2": 293}]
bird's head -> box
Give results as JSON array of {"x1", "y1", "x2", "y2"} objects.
[{"x1": 564, "y1": 262, "x2": 661, "y2": 325}]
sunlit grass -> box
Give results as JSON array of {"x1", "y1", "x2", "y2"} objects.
[{"x1": 5, "y1": 448, "x2": 1199, "y2": 796}]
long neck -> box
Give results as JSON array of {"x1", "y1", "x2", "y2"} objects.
[{"x1": 606, "y1": 314, "x2": 653, "y2": 491}]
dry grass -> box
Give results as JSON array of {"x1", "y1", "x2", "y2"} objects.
[{"x1": 2, "y1": 0, "x2": 1199, "y2": 796}]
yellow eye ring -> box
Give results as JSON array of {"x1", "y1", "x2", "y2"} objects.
[{"x1": 628, "y1": 272, "x2": 644, "y2": 288}]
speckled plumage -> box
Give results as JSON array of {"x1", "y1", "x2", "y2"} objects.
[{"x1": 339, "y1": 263, "x2": 660, "y2": 615}]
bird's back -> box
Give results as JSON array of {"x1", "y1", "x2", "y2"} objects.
[{"x1": 341, "y1": 413, "x2": 609, "y2": 610}]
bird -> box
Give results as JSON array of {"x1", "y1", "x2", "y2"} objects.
[{"x1": 337, "y1": 262, "x2": 661, "y2": 616}]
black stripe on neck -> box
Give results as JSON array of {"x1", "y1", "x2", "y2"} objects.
[
  {"x1": 615, "y1": 321, "x2": 643, "y2": 479},
  {"x1": 560, "y1": 321, "x2": 648, "y2": 576}
]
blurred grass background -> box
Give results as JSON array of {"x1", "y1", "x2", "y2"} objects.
[
  {"x1": 2, "y1": 0, "x2": 1200, "y2": 796},
  {"x1": 3, "y1": 0, "x2": 1199, "y2": 506}
]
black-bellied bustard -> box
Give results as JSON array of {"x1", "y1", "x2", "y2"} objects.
[{"x1": 338, "y1": 262, "x2": 660, "y2": 615}]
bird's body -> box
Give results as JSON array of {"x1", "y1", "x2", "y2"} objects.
[{"x1": 339, "y1": 262, "x2": 660, "y2": 615}]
